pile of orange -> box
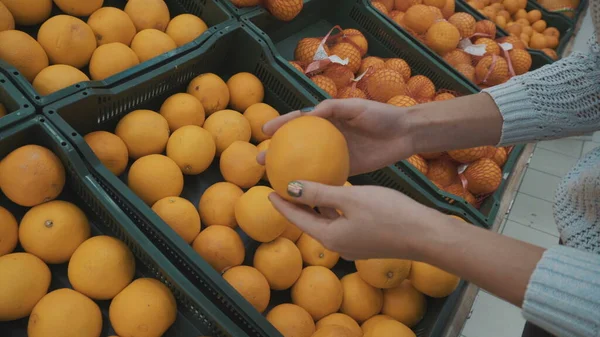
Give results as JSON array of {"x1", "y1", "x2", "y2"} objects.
[
  {"x1": 370, "y1": 0, "x2": 536, "y2": 87},
  {"x1": 467, "y1": 0, "x2": 561, "y2": 58},
  {"x1": 0, "y1": 144, "x2": 178, "y2": 337},
  {"x1": 0, "y1": 0, "x2": 209, "y2": 97},
  {"x1": 229, "y1": 0, "x2": 303, "y2": 21},
  {"x1": 407, "y1": 146, "x2": 508, "y2": 207},
  {"x1": 291, "y1": 26, "x2": 459, "y2": 105}
]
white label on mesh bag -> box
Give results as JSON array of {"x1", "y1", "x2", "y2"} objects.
[
  {"x1": 328, "y1": 54, "x2": 349, "y2": 65},
  {"x1": 463, "y1": 44, "x2": 487, "y2": 56},
  {"x1": 314, "y1": 44, "x2": 330, "y2": 61},
  {"x1": 499, "y1": 42, "x2": 513, "y2": 51}
]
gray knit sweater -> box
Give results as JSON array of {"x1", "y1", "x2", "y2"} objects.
[{"x1": 482, "y1": 2, "x2": 600, "y2": 335}]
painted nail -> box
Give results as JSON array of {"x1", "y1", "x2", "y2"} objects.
[
  {"x1": 287, "y1": 181, "x2": 304, "y2": 198},
  {"x1": 300, "y1": 107, "x2": 314, "y2": 113}
]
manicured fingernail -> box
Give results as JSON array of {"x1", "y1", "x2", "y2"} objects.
[
  {"x1": 287, "y1": 181, "x2": 304, "y2": 198},
  {"x1": 300, "y1": 107, "x2": 314, "y2": 113}
]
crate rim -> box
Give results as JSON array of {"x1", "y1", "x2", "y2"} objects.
[{"x1": 0, "y1": 70, "x2": 36, "y2": 131}]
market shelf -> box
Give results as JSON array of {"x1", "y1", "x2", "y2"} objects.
[
  {"x1": 44, "y1": 22, "x2": 475, "y2": 337},
  {"x1": 0, "y1": 0, "x2": 234, "y2": 108},
  {"x1": 0, "y1": 116, "x2": 247, "y2": 337}
]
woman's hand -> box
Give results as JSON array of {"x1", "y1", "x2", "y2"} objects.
[
  {"x1": 268, "y1": 180, "x2": 445, "y2": 261},
  {"x1": 260, "y1": 98, "x2": 415, "y2": 176}
]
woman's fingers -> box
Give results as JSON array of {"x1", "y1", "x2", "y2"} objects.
[
  {"x1": 268, "y1": 193, "x2": 329, "y2": 237},
  {"x1": 256, "y1": 151, "x2": 266, "y2": 165},
  {"x1": 286, "y1": 181, "x2": 351, "y2": 210},
  {"x1": 262, "y1": 110, "x2": 302, "y2": 136}
]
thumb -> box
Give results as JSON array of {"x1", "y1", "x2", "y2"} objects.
[{"x1": 286, "y1": 180, "x2": 352, "y2": 210}]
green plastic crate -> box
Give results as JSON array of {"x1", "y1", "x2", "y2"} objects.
[
  {"x1": 242, "y1": 0, "x2": 481, "y2": 97},
  {"x1": 216, "y1": 0, "x2": 264, "y2": 17},
  {"x1": 1, "y1": 0, "x2": 234, "y2": 108},
  {"x1": 0, "y1": 116, "x2": 247, "y2": 337},
  {"x1": 0, "y1": 70, "x2": 35, "y2": 130},
  {"x1": 44, "y1": 22, "x2": 475, "y2": 337}
]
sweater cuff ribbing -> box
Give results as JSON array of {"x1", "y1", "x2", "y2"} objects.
[
  {"x1": 522, "y1": 246, "x2": 600, "y2": 337},
  {"x1": 482, "y1": 81, "x2": 540, "y2": 146}
]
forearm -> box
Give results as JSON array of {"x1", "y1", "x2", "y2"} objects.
[
  {"x1": 410, "y1": 212, "x2": 545, "y2": 307},
  {"x1": 405, "y1": 93, "x2": 504, "y2": 154}
]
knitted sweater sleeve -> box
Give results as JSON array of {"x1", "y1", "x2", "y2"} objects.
[{"x1": 482, "y1": 38, "x2": 600, "y2": 146}]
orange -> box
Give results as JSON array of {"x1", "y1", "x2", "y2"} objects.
[
  {"x1": 19, "y1": 200, "x2": 91, "y2": 264},
  {"x1": 131, "y1": 29, "x2": 177, "y2": 63},
  {"x1": 542, "y1": 48, "x2": 558, "y2": 60},
  {"x1": 372, "y1": 1, "x2": 390, "y2": 15},
  {"x1": 448, "y1": 146, "x2": 487, "y2": 163},
  {"x1": 89, "y1": 42, "x2": 140, "y2": 81},
  {"x1": 406, "y1": 154, "x2": 429, "y2": 175},
  {"x1": 364, "y1": 319, "x2": 416, "y2": 337},
  {"x1": 495, "y1": 15, "x2": 507, "y2": 29},
  {"x1": 448, "y1": 12, "x2": 476, "y2": 38},
  {"x1": 152, "y1": 197, "x2": 201, "y2": 243},
  {"x1": 223, "y1": 266, "x2": 271, "y2": 313},
  {"x1": 330, "y1": 43, "x2": 362, "y2": 74},
  {"x1": 404, "y1": 4, "x2": 436, "y2": 34},
  {"x1": 160, "y1": 93, "x2": 206, "y2": 131},
  {"x1": 340, "y1": 273, "x2": 384, "y2": 322},
  {"x1": 388, "y1": 95, "x2": 418, "y2": 107},
  {"x1": 0, "y1": 30, "x2": 49, "y2": 82},
  {"x1": 166, "y1": 14, "x2": 208, "y2": 47},
  {"x1": 376, "y1": 0, "x2": 396, "y2": 11},
  {"x1": 426, "y1": 157, "x2": 458, "y2": 187},
  {"x1": 464, "y1": 158, "x2": 502, "y2": 194},
  {"x1": 474, "y1": 19, "x2": 496, "y2": 37},
  {"x1": 127, "y1": 154, "x2": 184, "y2": 205},
  {"x1": 0, "y1": 145, "x2": 65, "y2": 207},
  {"x1": 254, "y1": 237, "x2": 303, "y2": 290},
  {"x1": 514, "y1": 8, "x2": 528, "y2": 20},
  {"x1": 355, "y1": 259, "x2": 412, "y2": 289},
  {"x1": 312, "y1": 325, "x2": 359, "y2": 337},
  {"x1": 244, "y1": 103, "x2": 280, "y2": 142},
  {"x1": 235, "y1": 186, "x2": 288, "y2": 242},
  {"x1": 474, "y1": 37, "x2": 501, "y2": 56},
  {"x1": 475, "y1": 55, "x2": 509, "y2": 86},
  {"x1": 68, "y1": 236, "x2": 135, "y2": 300},
  {"x1": 532, "y1": 20, "x2": 547, "y2": 33},
  {"x1": 410, "y1": 261, "x2": 460, "y2": 297},
  {"x1": 424, "y1": 0, "x2": 447, "y2": 8},
  {"x1": 545, "y1": 35, "x2": 559, "y2": 49},
  {"x1": 384, "y1": 58, "x2": 411, "y2": 81},
  {"x1": 266, "y1": 116, "x2": 349, "y2": 201},
  {"x1": 115, "y1": 109, "x2": 170, "y2": 159},
  {"x1": 444, "y1": 184, "x2": 477, "y2": 206},
  {"x1": 187, "y1": 73, "x2": 230, "y2": 115},
  {"x1": 426, "y1": 21, "x2": 461, "y2": 54},
  {"x1": 335, "y1": 29, "x2": 369, "y2": 56},
  {"x1": 543, "y1": 27, "x2": 560, "y2": 37},
  {"x1": 227, "y1": 72, "x2": 265, "y2": 112},
  {"x1": 265, "y1": 0, "x2": 304, "y2": 21},
  {"x1": 361, "y1": 315, "x2": 394, "y2": 336},
  {"x1": 28, "y1": 288, "x2": 102, "y2": 337},
  {"x1": 33, "y1": 65, "x2": 90, "y2": 96},
  {"x1": 527, "y1": 9, "x2": 542, "y2": 23},
  {"x1": 280, "y1": 219, "x2": 303, "y2": 242},
  {"x1": 316, "y1": 313, "x2": 363, "y2": 337},
  {"x1": 125, "y1": 0, "x2": 170, "y2": 32},
  {"x1": 435, "y1": 92, "x2": 455, "y2": 101},
  {"x1": 498, "y1": 35, "x2": 527, "y2": 49},
  {"x1": 508, "y1": 48, "x2": 532, "y2": 75},
  {"x1": 220, "y1": 141, "x2": 264, "y2": 188},
  {"x1": 443, "y1": 49, "x2": 472, "y2": 67},
  {"x1": 323, "y1": 64, "x2": 355, "y2": 89},
  {"x1": 382, "y1": 280, "x2": 426, "y2": 327},
  {"x1": 395, "y1": 0, "x2": 423, "y2": 12},
  {"x1": 0, "y1": 253, "x2": 51, "y2": 321},
  {"x1": 0, "y1": 2, "x2": 13, "y2": 32},
  {"x1": 296, "y1": 233, "x2": 340, "y2": 269},
  {"x1": 167, "y1": 125, "x2": 216, "y2": 175},
  {"x1": 203, "y1": 109, "x2": 252, "y2": 155},
  {"x1": 109, "y1": 278, "x2": 177, "y2": 337},
  {"x1": 311, "y1": 75, "x2": 338, "y2": 98},
  {"x1": 87, "y1": 7, "x2": 137, "y2": 46},
  {"x1": 84, "y1": 131, "x2": 129, "y2": 176},
  {"x1": 506, "y1": 23, "x2": 523, "y2": 37},
  {"x1": 359, "y1": 57, "x2": 385, "y2": 76},
  {"x1": 291, "y1": 266, "x2": 343, "y2": 320},
  {"x1": 407, "y1": 75, "x2": 436, "y2": 101},
  {"x1": 0, "y1": 207, "x2": 18, "y2": 256},
  {"x1": 441, "y1": 0, "x2": 455, "y2": 18},
  {"x1": 54, "y1": 0, "x2": 103, "y2": 16},
  {"x1": 338, "y1": 86, "x2": 367, "y2": 99},
  {"x1": 198, "y1": 182, "x2": 243, "y2": 228},
  {"x1": 192, "y1": 225, "x2": 245, "y2": 273},
  {"x1": 359, "y1": 68, "x2": 407, "y2": 102},
  {"x1": 503, "y1": 0, "x2": 520, "y2": 14},
  {"x1": 295, "y1": 38, "x2": 329, "y2": 64},
  {"x1": 1, "y1": 0, "x2": 52, "y2": 26},
  {"x1": 517, "y1": 18, "x2": 532, "y2": 28},
  {"x1": 492, "y1": 147, "x2": 508, "y2": 167},
  {"x1": 497, "y1": 9, "x2": 511, "y2": 20},
  {"x1": 37, "y1": 15, "x2": 97, "y2": 69},
  {"x1": 267, "y1": 304, "x2": 315, "y2": 337},
  {"x1": 529, "y1": 33, "x2": 547, "y2": 49}
]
